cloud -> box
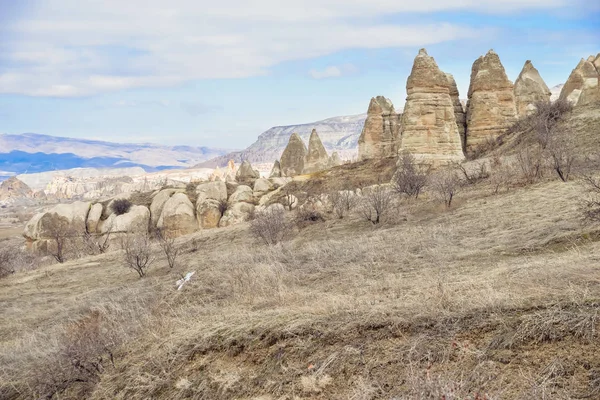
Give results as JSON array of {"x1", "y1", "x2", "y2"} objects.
[
  {"x1": 0, "y1": 0, "x2": 578, "y2": 97},
  {"x1": 180, "y1": 102, "x2": 221, "y2": 116},
  {"x1": 309, "y1": 64, "x2": 358, "y2": 79}
]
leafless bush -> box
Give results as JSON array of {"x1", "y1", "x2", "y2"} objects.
[
  {"x1": 295, "y1": 207, "x2": 325, "y2": 227},
  {"x1": 516, "y1": 147, "x2": 544, "y2": 185},
  {"x1": 110, "y1": 198, "x2": 132, "y2": 216},
  {"x1": 358, "y1": 185, "x2": 395, "y2": 224},
  {"x1": 489, "y1": 161, "x2": 515, "y2": 195},
  {"x1": 430, "y1": 170, "x2": 462, "y2": 207},
  {"x1": 508, "y1": 99, "x2": 572, "y2": 148},
  {"x1": 121, "y1": 233, "x2": 155, "y2": 277},
  {"x1": 0, "y1": 245, "x2": 14, "y2": 278},
  {"x1": 582, "y1": 174, "x2": 600, "y2": 223},
  {"x1": 329, "y1": 190, "x2": 358, "y2": 218},
  {"x1": 250, "y1": 206, "x2": 294, "y2": 245},
  {"x1": 217, "y1": 198, "x2": 229, "y2": 216},
  {"x1": 157, "y1": 229, "x2": 180, "y2": 269},
  {"x1": 280, "y1": 185, "x2": 299, "y2": 211},
  {"x1": 393, "y1": 151, "x2": 429, "y2": 198},
  {"x1": 453, "y1": 161, "x2": 489, "y2": 185},
  {"x1": 546, "y1": 131, "x2": 577, "y2": 182},
  {"x1": 46, "y1": 213, "x2": 79, "y2": 263}
]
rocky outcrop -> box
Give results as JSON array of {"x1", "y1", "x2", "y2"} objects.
[
  {"x1": 269, "y1": 160, "x2": 282, "y2": 178},
  {"x1": 559, "y1": 55, "x2": 600, "y2": 106},
  {"x1": 196, "y1": 181, "x2": 227, "y2": 204},
  {"x1": 196, "y1": 200, "x2": 222, "y2": 229},
  {"x1": 303, "y1": 129, "x2": 330, "y2": 173},
  {"x1": 254, "y1": 178, "x2": 274, "y2": 194},
  {"x1": 229, "y1": 185, "x2": 254, "y2": 203},
  {"x1": 99, "y1": 205, "x2": 150, "y2": 234},
  {"x1": 0, "y1": 177, "x2": 33, "y2": 202},
  {"x1": 219, "y1": 202, "x2": 255, "y2": 227},
  {"x1": 157, "y1": 193, "x2": 197, "y2": 237},
  {"x1": 446, "y1": 74, "x2": 467, "y2": 151},
  {"x1": 24, "y1": 201, "x2": 91, "y2": 241},
  {"x1": 280, "y1": 133, "x2": 307, "y2": 176},
  {"x1": 150, "y1": 189, "x2": 181, "y2": 227},
  {"x1": 465, "y1": 50, "x2": 517, "y2": 151},
  {"x1": 514, "y1": 60, "x2": 551, "y2": 117},
  {"x1": 235, "y1": 160, "x2": 260, "y2": 184},
  {"x1": 358, "y1": 96, "x2": 401, "y2": 160},
  {"x1": 400, "y1": 49, "x2": 464, "y2": 164},
  {"x1": 86, "y1": 203, "x2": 103, "y2": 234}
]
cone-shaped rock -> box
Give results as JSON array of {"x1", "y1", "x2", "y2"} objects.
[
  {"x1": 560, "y1": 56, "x2": 600, "y2": 106},
  {"x1": 446, "y1": 73, "x2": 467, "y2": 151},
  {"x1": 400, "y1": 49, "x2": 464, "y2": 164},
  {"x1": 329, "y1": 152, "x2": 342, "y2": 168},
  {"x1": 514, "y1": 60, "x2": 551, "y2": 117},
  {"x1": 303, "y1": 129, "x2": 330, "y2": 174},
  {"x1": 358, "y1": 96, "x2": 401, "y2": 160},
  {"x1": 235, "y1": 160, "x2": 260, "y2": 183},
  {"x1": 280, "y1": 133, "x2": 307, "y2": 177},
  {"x1": 269, "y1": 160, "x2": 282, "y2": 178},
  {"x1": 465, "y1": 50, "x2": 517, "y2": 152}
]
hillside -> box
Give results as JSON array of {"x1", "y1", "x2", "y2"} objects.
[
  {"x1": 197, "y1": 113, "x2": 367, "y2": 167},
  {"x1": 0, "y1": 133, "x2": 231, "y2": 176},
  {"x1": 1, "y1": 105, "x2": 600, "y2": 399}
]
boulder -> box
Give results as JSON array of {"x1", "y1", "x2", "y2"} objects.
[
  {"x1": 226, "y1": 181, "x2": 240, "y2": 198},
  {"x1": 269, "y1": 177, "x2": 292, "y2": 189},
  {"x1": 236, "y1": 160, "x2": 260, "y2": 184},
  {"x1": 150, "y1": 188, "x2": 181, "y2": 227},
  {"x1": 99, "y1": 205, "x2": 149, "y2": 234},
  {"x1": 358, "y1": 96, "x2": 401, "y2": 160},
  {"x1": 196, "y1": 199, "x2": 222, "y2": 229},
  {"x1": 24, "y1": 201, "x2": 91, "y2": 240},
  {"x1": 228, "y1": 185, "x2": 254, "y2": 203},
  {"x1": 254, "y1": 178, "x2": 274, "y2": 194},
  {"x1": 559, "y1": 56, "x2": 600, "y2": 106},
  {"x1": 465, "y1": 50, "x2": 517, "y2": 151},
  {"x1": 157, "y1": 193, "x2": 197, "y2": 237},
  {"x1": 446, "y1": 73, "x2": 467, "y2": 151},
  {"x1": 514, "y1": 60, "x2": 551, "y2": 117},
  {"x1": 196, "y1": 181, "x2": 227, "y2": 204},
  {"x1": 86, "y1": 203, "x2": 103, "y2": 234},
  {"x1": 269, "y1": 160, "x2": 282, "y2": 178},
  {"x1": 0, "y1": 177, "x2": 33, "y2": 201},
  {"x1": 303, "y1": 129, "x2": 330, "y2": 173},
  {"x1": 400, "y1": 49, "x2": 464, "y2": 164},
  {"x1": 280, "y1": 133, "x2": 307, "y2": 176},
  {"x1": 219, "y1": 202, "x2": 255, "y2": 227}
]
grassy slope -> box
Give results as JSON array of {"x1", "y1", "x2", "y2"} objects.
[{"x1": 1, "y1": 106, "x2": 600, "y2": 399}]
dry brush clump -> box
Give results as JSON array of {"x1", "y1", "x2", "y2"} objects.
[
  {"x1": 329, "y1": 189, "x2": 359, "y2": 219},
  {"x1": 358, "y1": 185, "x2": 395, "y2": 224},
  {"x1": 582, "y1": 174, "x2": 600, "y2": 223},
  {"x1": 430, "y1": 169, "x2": 463, "y2": 207},
  {"x1": 393, "y1": 151, "x2": 429, "y2": 198},
  {"x1": 121, "y1": 233, "x2": 155, "y2": 277},
  {"x1": 156, "y1": 229, "x2": 180, "y2": 269},
  {"x1": 250, "y1": 206, "x2": 295, "y2": 245},
  {"x1": 110, "y1": 198, "x2": 132, "y2": 216}
]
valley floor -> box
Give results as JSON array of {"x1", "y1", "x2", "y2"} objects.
[{"x1": 2, "y1": 174, "x2": 600, "y2": 399}]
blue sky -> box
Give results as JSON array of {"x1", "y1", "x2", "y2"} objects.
[{"x1": 0, "y1": 0, "x2": 598, "y2": 149}]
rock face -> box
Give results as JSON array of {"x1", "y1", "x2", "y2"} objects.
[
  {"x1": 219, "y1": 202, "x2": 255, "y2": 227},
  {"x1": 99, "y1": 205, "x2": 150, "y2": 234},
  {"x1": 196, "y1": 200, "x2": 222, "y2": 229},
  {"x1": 24, "y1": 201, "x2": 91, "y2": 241},
  {"x1": 280, "y1": 133, "x2": 307, "y2": 176},
  {"x1": 400, "y1": 49, "x2": 464, "y2": 164},
  {"x1": 229, "y1": 185, "x2": 254, "y2": 203},
  {"x1": 0, "y1": 177, "x2": 33, "y2": 202},
  {"x1": 358, "y1": 96, "x2": 401, "y2": 160},
  {"x1": 446, "y1": 74, "x2": 467, "y2": 151},
  {"x1": 514, "y1": 60, "x2": 551, "y2": 117},
  {"x1": 465, "y1": 50, "x2": 517, "y2": 151},
  {"x1": 235, "y1": 160, "x2": 260, "y2": 183},
  {"x1": 303, "y1": 129, "x2": 330, "y2": 174},
  {"x1": 86, "y1": 203, "x2": 103, "y2": 234},
  {"x1": 269, "y1": 160, "x2": 282, "y2": 178},
  {"x1": 559, "y1": 55, "x2": 600, "y2": 106},
  {"x1": 196, "y1": 181, "x2": 227, "y2": 204},
  {"x1": 157, "y1": 193, "x2": 197, "y2": 237}
]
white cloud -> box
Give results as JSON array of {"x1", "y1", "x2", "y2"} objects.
[
  {"x1": 0, "y1": 0, "x2": 574, "y2": 97},
  {"x1": 310, "y1": 66, "x2": 342, "y2": 79}
]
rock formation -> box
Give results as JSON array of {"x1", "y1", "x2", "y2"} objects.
[
  {"x1": 280, "y1": 133, "x2": 307, "y2": 176},
  {"x1": 0, "y1": 177, "x2": 33, "y2": 203},
  {"x1": 99, "y1": 205, "x2": 150, "y2": 235},
  {"x1": 465, "y1": 50, "x2": 517, "y2": 151},
  {"x1": 329, "y1": 152, "x2": 342, "y2": 168},
  {"x1": 400, "y1": 49, "x2": 464, "y2": 164},
  {"x1": 446, "y1": 74, "x2": 467, "y2": 151},
  {"x1": 157, "y1": 193, "x2": 197, "y2": 237},
  {"x1": 358, "y1": 96, "x2": 401, "y2": 160},
  {"x1": 269, "y1": 160, "x2": 282, "y2": 178},
  {"x1": 303, "y1": 129, "x2": 330, "y2": 174},
  {"x1": 235, "y1": 160, "x2": 260, "y2": 183},
  {"x1": 559, "y1": 55, "x2": 600, "y2": 106},
  {"x1": 514, "y1": 60, "x2": 551, "y2": 117}
]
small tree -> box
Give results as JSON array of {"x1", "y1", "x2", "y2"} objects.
[
  {"x1": 280, "y1": 185, "x2": 298, "y2": 211},
  {"x1": 157, "y1": 229, "x2": 179, "y2": 269},
  {"x1": 358, "y1": 185, "x2": 395, "y2": 224},
  {"x1": 431, "y1": 170, "x2": 462, "y2": 208},
  {"x1": 516, "y1": 147, "x2": 544, "y2": 185},
  {"x1": 393, "y1": 151, "x2": 429, "y2": 198},
  {"x1": 250, "y1": 206, "x2": 293, "y2": 245},
  {"x1": 46, "y1": 214, "x2": 74, "y2": 263},
  {"x1": 122, "y1": 233, "x2": 155, "y2": 277},
  {"x1": 110, "y1": 199, "x2": 132, "y2": 216},
  {"x1": 329, "y1": 190, "x2": 358, "y2": 219},
  {"x1": 582, "y1": 174, "x2": 600, "y2": 223},
  {"x1": 546, "y1": 131, "x2": 577, "y2": 182}
]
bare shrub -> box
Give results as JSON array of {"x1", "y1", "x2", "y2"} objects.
[
  {"x1": 157, "y1": 229, "x2": 180, "y2": 269},
  {"x1": 281, "y1": 185, "x2": 299, "y2": 211},
  {"x1": 329, "y1": 190, "x2": 358, "y2": 219},
  {"x1": 516, "y1": 147, "x2": 544, "y2": 185},
  {"x1": 0, "y1": 245, "x2": 14, "y2": 278},
  {"x1": 582, "y1": 174, "x2": 600, "y2": 223},
  {"x1": 110, "y1": 198, "x2": 132, "y2": 216},
  {"x1": 453, "y1": 161, "x2": 489, "y2": 185},
  {"x1": 393, "y1": 151, "x2": 429, "y2": 198},
  {"x1": 358, "y1": 185, "x2": 395, "y2": 224},
  {"x1": 250, "y1": 206, "x2": 293, "y2": 245},
  {"x1": 81, "y1": 223, "x2": 112, "y2": 255},
  {"x1": 531, "y1": 99, "x2": 573, "y2": 149},
  {"x1": 46, "y1": 213, "x2": 78, "y2": 263},
  {"x1": 121, "y1": 233, "x2": 155, "y2": 277},
  {"x1": 546, "y1": 131, "x2": 577, "y2": 182},
  {"x1": 295, "y1": 207, "x2": 325, "y2": 227},
  {"x1": 489, "y1": 161, "x2": 515, "y2": 195},
  {"x1": 430, "y1": 170, "x2": 462, "y2": 208}
]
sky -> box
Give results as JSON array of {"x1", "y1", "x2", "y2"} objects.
[{"x1": 0, "y1": 0, "x2": 598, "y2": 149}]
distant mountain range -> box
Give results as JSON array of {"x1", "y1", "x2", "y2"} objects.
[
  {"x1": 0, "y1": 133, "x2": 231, "y2": 178},
  {"x1": 197, "y1": 113, "x2": 367, "y2": 167}
]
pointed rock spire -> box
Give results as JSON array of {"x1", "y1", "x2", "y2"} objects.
[
  {"x1": 358, "y1": 96, "x2": 401, "y2": 161},
  {"x1": 465, "y1": 50, "x2": 516, "y2": 152},
  {"x1": 303, "y1": 129, "x2": 330, "y2": 174},
  {"x1": 559, "y1": 56, "x2": 600, "y2": 106},
  {"x1": 269, "y1": 160, "x2": 282, "y2": 178},
  {"x1": 279, "y1": 133, "x2": 307, "y2": 177},
  {"x1": 446, "y1": 73, "x2": 467, "y2": 151},
  {"x1": 400, "y1": 49, "x2": 464, "y2": 164},
  {"x1": 514, "y1": 60, "x2": 551, "y2": 117}
]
